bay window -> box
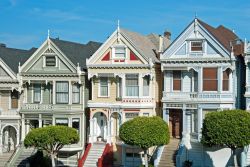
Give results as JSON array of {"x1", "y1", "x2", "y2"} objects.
[
  {"x1": 72, "y1": 83, "x2": 80, "y2": 103},
  {"x1": 100, "y1": 77, "x2": 108, "y2": 97},
  {"x1": 56, "y1": 81, "x2": 69, "y2": 103},
  {"x1": 126, "y1": 74, "x2": 139, "y2": 96},
  {"x1": 203, "y1": 68, "x2": 218, "y2": 91}
]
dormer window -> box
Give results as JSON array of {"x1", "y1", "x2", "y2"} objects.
[
  {"x1": 113, "y1": 45, "x2": 126, "y2": 59},
  {"x1": 46, "y1": 56, "x2": 56, "y2": 66},
  {"x1": 191, "y1": 41, "x2": 203, "y2": 52}
]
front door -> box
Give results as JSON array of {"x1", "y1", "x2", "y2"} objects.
[{"x1": 169, "y1": 109, "x2": 182, "y2": 138}]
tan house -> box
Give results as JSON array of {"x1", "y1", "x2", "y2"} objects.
[{"x1": 85, "y1": 26, "x2": 170, "y2": 166}]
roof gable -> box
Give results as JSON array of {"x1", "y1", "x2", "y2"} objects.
[
  {"x1": 0, "y1": 58, "x2": 17, "y2": 79},
  {"x1": 87, "y1": 28, "x2": 159, "y2": 67},
  {"x1": 161, "y1": 18, "x2": 234, "y2": 60}
]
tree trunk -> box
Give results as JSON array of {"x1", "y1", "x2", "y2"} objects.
[
  {"x1": 51, "y1": 154, "x2": 56, "y2": 167},
  {"x1": 232, "y1": 149, "x2": 238, "y2": 167},
  {"x1": 144, "y1": 149, "x2": 148, "y2": 167}
]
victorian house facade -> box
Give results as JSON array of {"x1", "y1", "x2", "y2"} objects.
[
  {"x1": 160, "y1": 18, "x2": 244, "y2": 166},
  {"x1": 18, "y1": 37, "x2": 101, "y2": 156},
  {"x1": 0, "y1": 45, "x2": 35, "y2": 154},
  {"x1": 85, "y1": 26, "x2": 170, "y2": 166}
]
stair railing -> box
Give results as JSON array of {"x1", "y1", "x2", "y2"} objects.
[
  {"x1": 6, "y1": 144, "x2": 24, "y2": 167},
  {"x1": 153, "y1": 145, "x2": 164, "y2": 167},
  {"x1": 78, "y1": 143, "x2": 92, "y2": 167},
  {"x1": 241, "y1": 145, "x2": 249, "y2": 167},
  {"x1": 97, "y1": 144, "x2": 113, "y2": 167}
]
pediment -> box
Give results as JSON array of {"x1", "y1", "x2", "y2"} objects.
[
  {"x1": 21, "y1": 39, "x2": 77, "y2": 74},
  {"x1": 162, "y1": 19, "x2": 230, "y2": 60}
]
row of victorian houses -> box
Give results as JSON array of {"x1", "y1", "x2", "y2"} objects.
[{"x1": 0, "y1": 18, "x2": 249, "y2": 167}]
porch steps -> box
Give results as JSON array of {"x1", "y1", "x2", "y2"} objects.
[
  {"x1": 57, "y1": 152, "x2": 78, "y2": 167},
  {"x1": 158, "y1": 139, "x2": 180, "y2": 167},
  {"x1": 14, "y1": 148, "x2": 36, "y2": 167},
  {"x1": 84, "y1": 143, "x2": 106, "y2": 167},
  {"x1": 0, "y1": 151, "x2": 13, "y2": 167}
]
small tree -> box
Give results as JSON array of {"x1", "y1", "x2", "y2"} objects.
[
  {"x1": 24, "y1": 126, "x2": 79, "y2": 167},
  {"x1": 119, "y1": 116, "x2": 169, "y2": 167},
  {"x1": 201, "y1": 110, "x2": 250, "y2": 167}
]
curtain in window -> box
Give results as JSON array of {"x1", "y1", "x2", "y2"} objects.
[
  {"x1": 72, "y1": 84, "x2": 80, "y2": 103},
  {"x1": 100, "y1": 77, "x2": 108, "y2": 96},
  {"x1": 143, "y1": 75, "x2": 149, "y2": 96},
  {"x1": 203, "y1": 68, "x2": 218, "y2": 91},
  {"x1": 34, "y1": 84, "x2": 41, "y2": 103},
  {"x1": 56, "y1": 82, "x2": 69, "y2": 103},
  {"x1": 126, "y1": 74, "x2": 139, "y2": 96}
]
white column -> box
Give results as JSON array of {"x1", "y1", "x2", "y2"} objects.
[
  {"x1": 186, "y1": 111, "x2": 191, "y2": 134},
  {"x1": 69, "y1": 81, "x2": 72, "y2": 105},
  {"x1": 0, "y1": 133, "x2": 2, "y2": 154},
  {"x1": 163, "y1": 108, "x2": 169, "y2": 124},
  {"x1": 122, "y1": 74, "x2": 126, "y2": 97},
  {"x1": 139, "y1": 74, "x2": 143, "y2": 97},
  {"x1": 38, "y1": 114, "x2": 42, "y2": 128},
  {"x1": 21, "y1": 114, "x2": 25, "y2": 141},
  {"x1": 197, "y1": 107, "x2": 203, "y2": 141},
  {"x1": 198, "y1": 67, "x2": 202, "y2": 93},
  {"x1": 218, "y1": 67, "x2": 222, "y2": 93},
  {"x1": 182, "y1": 109, "x2": 187, "y2": 136},
  {"x1": 53, "y1": 80, "x2": 56, "y2": 104}
]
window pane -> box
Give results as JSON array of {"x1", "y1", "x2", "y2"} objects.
[
  {"x1": 115, "y1": 47, "x2": 126, "y2": 58},
  {"x1": 191, "y1": 42, "x2": 203, "y2": 51},
  {"x1": 72, "y1": 118, "x2": 80, "y2": 133},
  {"x1": 46, "y1": 56, "x2": 56, "y2": 66},
  {"x1": 173, "y1": 71, "x2": 181, "y2": 91},
  {"x1": 72, "y1": 84, "x2": 80, "y2": 103},
  {"x1": 55, "y1": 118, "x2": 68, "y2": 126},
  {"x1": 223, "y1": 70, "x2": 230, "y2": 91},
  {"x1": 34, "y1": 84, "x2": 41, "y2": 103},
  {"x1": 11, "y1": 90, "x2": 18, "y2": 109},
  {"x1": 100, "y1": 77, "x2": 108, "y2": 96},
  {"x1": 143, "y1": 76, "x2": 149, "y2": 96},
  {"x1": 203, "y1": 68, "x2": 218, "y2": 91},
  {"x1": 126, "y1": 74, "x2": 139, "y2": 96},
  {"x1": 56, "y1": 82, "x2": 69, "y2": 103}
]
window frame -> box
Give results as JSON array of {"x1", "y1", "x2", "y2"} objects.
[
  {"x1": 203, "y1": 68, "x2": 218, "y2": 91},
  {"x1": 11, "y1": 90, "x2": 19, "y2": 109},
  {"x1": 56, "y1": 81, "x2": 69, "y2": 104},
  {"x1": 125, "y1": 74, "x2": 139, "y2": 97},
  {"x1": 172, "y1": 71, "x2": 182, "y2": 91},
  {"x1": 98, "y1": 77, "x2": 109, "y2": 97},
  {"x1": 33, "y1": 83, "x2": 41, "y2": 103},
  {"x1": 72, "y1": 83, "x2": 80, "y2": 104},
  {"x1": 45, "y1": 56, "x2": 56, "y2": 67},
  {"x1": 143, "y1": 75, "x2": 150, "y2": 96},
  {"x1": 112, "y1": 45, "x2": 127, "y2": 59},
  {"x1": 190, "y1": 41, "x2": 203, "y2": 52},
  {"x1": 222, "y1": 69, "x2": 230, "y2": 92}
]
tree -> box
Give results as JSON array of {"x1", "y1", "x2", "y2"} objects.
[
  {"x1": 119, "y1": 116, "x2": 169, "y2": 167},
  {"x1": 201, "y1": 110, "x2": 250, "y2": 167},
  {"x1": 24, "y1": 126, "x2": 79, "y2": 167}
]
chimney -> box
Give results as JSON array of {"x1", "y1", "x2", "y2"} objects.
[
  {"x1": 164, "y1": 31, "x2": 171, "y2": 40},
  {"x1": 0, "y1": 43, "x2": 6, "y2": 48},
  {"x1": 159, "y1": 35, "x2": 163, "y2": 53}
]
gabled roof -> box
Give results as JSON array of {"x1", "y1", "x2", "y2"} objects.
[
  {"x1": 50, "y1": 38, "x2": 102, "y2": 70},
  {"x1": 0, "y1": 46, "x2": 36, "y2": 73},
  {"x1": 120, "y1": 28, "x2": 160, "y2": 63},
  {"x1": 198, "y1": 19, "x2": 243, "y2": 55}
]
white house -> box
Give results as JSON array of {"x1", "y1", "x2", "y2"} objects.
[{"x1": 160, "y1": 18, "x2": 243, "y2": 167}]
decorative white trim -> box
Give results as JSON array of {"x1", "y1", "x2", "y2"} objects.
[{"x1": 0, "y1": 58, "x2": 17, "y2": 79}]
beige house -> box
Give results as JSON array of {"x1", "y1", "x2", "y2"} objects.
[{"x1": 86, "y1": 26, "x2": 170, "y2": 166}]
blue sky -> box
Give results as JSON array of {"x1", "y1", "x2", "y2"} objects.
[{"x1": 0, "y1": 0, "x2": 249, "y2": 49}]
